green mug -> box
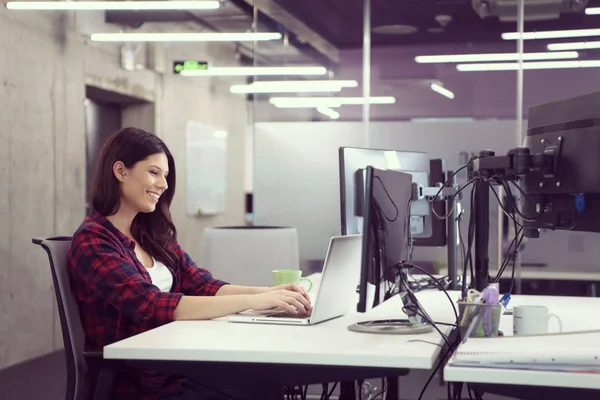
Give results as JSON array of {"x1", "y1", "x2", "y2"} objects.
[{"x1": 272, "y1": 269, "x2": 313, "y2": 292}]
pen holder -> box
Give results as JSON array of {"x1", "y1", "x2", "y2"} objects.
[{"x1": 458, "y1": 302, "x2": 502, "y2": 339}]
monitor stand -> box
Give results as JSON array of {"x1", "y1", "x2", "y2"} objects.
[
  {"x1": 347, "y1": 318, "x2": 433, "y2": 334},
  {"x1": 347, "y1": 276, "x2": 435, "y2": 335}
]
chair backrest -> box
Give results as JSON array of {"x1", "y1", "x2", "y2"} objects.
[
  {"x1": 201, "y1": 226, "x2": 299, "y2": 286},
  {"x1": 33, "y1": 237, "x2": 90, "y2": 400}
]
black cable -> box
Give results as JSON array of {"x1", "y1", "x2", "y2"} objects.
[
  {"x1": 378, "y1": 263, "x2": 459, "y2": 333},
  {"x1": 457, "y1": 209, "x2": 467, "y2": 284},
  {"x1": 369, "y1": 378, "x2": 388, "y2": 399},
  {"x1": 432, "y1": 177, "x2": 480, "y2": 220},
  {"x1": 471, "y1": 386, "x2": 484, "y2": 400},
  {"x1": 373, "y1": 176, "x2": 399, "y2": 222},
  {"x1": 403, "y1": 263, "x2": 459, "y2": 321},
  {"x1": 408, "y1": 339, "x2": 444, "y2": 347},
  {"x1": 495, "y1": 223, "x2": 522, "y2": 278},
  {"x1": 431, "y1": 321, "x2": 458, "y2": 327},
  {"x1": 452, "y1": 382, "x2": 464, "y2": 400},
  {"x1": 403, "y1": 305, "x2": 452, "y2": 348},
  {"x1": 370, "y1": 203, "x2": 384, "y2": 309},
  {"x1": 418, "y1": 340, "x2": 458, "y2": 400},
  {"x1": 508, "y1": 229, "x2": 525, "y2": 293},
  {"x1": 491, "y1": 176, "x2": 531, "y2": 290},
  {"x1": 483, "y1": 175, "x2": 534, "y2": 294},
  {"x1": 430, "y1": 161, "x2": 476, "y2": 206},
  {"x1": 488, "y1": 180, "x2": 522, "y2": 228},
  {"x1": 468, "y1": 385, "x2": 475, "y2": 400},
  {"x1": 493, "y1": 226, "x2": 523, "y2": 284},
  {"x1": 502, "y1": 179, "x2": 543, "y2": 221},
  {"x1": 463, "y1": 179, "x2": 478, "y2": 297},
  {"x1": 500, "y1": 226, "x2": 524, "y2": 293},
  {"x1": 325, "y1": 382, "x2": 338, "y2": 399},
  {"x1": 319, "y1": 383, "x2": 328, "y2": 400}
]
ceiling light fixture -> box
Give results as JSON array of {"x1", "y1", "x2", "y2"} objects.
[
  {"x1": 430, "y1": 83, "x2": 454, "y2": 99},
  {"x1": 6, "y1": 0, "x2": 220, "y2": 10},
  {"x1": 91, "y1": 32, "x2": 282, "y2": 42},
  {"x1": 457, "y1": 60, "x2": 600, "y2": 71},
  {"x1": 317, "y1": 107, "x2": 340, "y2": 120},
  {"x1": 502, "y1": 28, "x2": 600, "y2": 40},
  {"x1": 585, "y1": 7, "x2": 600, "y2": 15},
  {"x1": 269, "y1": 96, "x2": 396, "y2": 108},
  {"x1": 415, "y1": 51, "x2": 578, "y2": 63},
  {"x1": 547, "y1": 41, "x2": 600, "y2": 51},
  {"x1": 230, "y1": 80, "x2": 358, "y2": 94},
  {"x1": 179, "y1": 66, "x2": 327, "y2": 77}
]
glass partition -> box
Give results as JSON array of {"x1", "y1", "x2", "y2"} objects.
[
  {"x1": 513, "y1": 0, "x2": 599, "y2": 296},
  {"x1": 248, "y1": 1, "x2": 370, "y2": 271},
  {"x1": 361, "y1": 2, "x2": 520, "y2": 285}
]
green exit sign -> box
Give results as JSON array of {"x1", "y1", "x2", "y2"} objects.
[{"x1": 173, "y1": 60, "x2": 209, "y2": 73}]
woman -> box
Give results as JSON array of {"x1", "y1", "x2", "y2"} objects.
[{"x1": 68, "y1": 127, "x2": 311, "y2": 400}]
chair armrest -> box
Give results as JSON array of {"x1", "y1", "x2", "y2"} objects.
[
  {"x1": 83, "y1": 350, "x2": 104, "y2": 360},
  {"x1": 32, "y1": 236, "x2": 72, "y2": 245}
]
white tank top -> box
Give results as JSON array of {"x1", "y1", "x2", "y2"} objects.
[{"x1": 147, "y1": 257, "x2": 174, "y2": 292}]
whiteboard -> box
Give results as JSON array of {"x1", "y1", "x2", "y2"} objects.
[{"x1": 185, "y1": 121, "x2": 228, "y2": 216}]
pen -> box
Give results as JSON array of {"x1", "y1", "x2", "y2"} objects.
[{"x1": 500, "y1": 292, "x2": 511, "y2": 308}]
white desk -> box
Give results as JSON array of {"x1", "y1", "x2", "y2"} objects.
[
  {"x1": 495, "y1": 268, "x2": 600, "y2": 282},
  {"x1": 444, "y1": 294, "x2": 600, "y2": 393},
  {"x1": 104, "y1": 285, "x2": 457, "y2": 400},
  {"x1": 439, "y1": 266, "x2": 600, "y2": 282},
  {"x1": 104, "y1": 291, "x2": 455, "y2": 370}
]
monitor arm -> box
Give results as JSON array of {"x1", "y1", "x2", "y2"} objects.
[
  {"x1": 412, "y1": 181, "x2": 461, "y2": 289},
  {"x1": 469, "y1": 144, "x2": 562, "y2": 292}
]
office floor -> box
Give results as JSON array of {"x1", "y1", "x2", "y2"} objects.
[
  {"x1": 0, "y1": 351, "x2": 66, "y2": 400},
  {"x1": 0, "y1": 351, "x2": 516, "y2": 400}
]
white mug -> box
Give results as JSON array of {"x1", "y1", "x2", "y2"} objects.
[{"x1": 513, "y1": 305, "x2": 563, "y2": 336}]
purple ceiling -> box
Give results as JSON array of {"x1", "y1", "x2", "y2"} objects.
[
  {"x1": 274, "y1": 0, "x2": 600, "y2": 49},
  {"x1": 328, "y1": 43, "x2": 600, "y2": 120}
]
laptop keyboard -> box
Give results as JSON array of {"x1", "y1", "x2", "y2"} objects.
[{"x1": 266, "y1": 310, "x2": 312, "y2": 319}]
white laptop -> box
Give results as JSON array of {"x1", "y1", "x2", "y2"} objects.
[{"x1": 226, "y1": 234, "x2": 362, "y2": 326}]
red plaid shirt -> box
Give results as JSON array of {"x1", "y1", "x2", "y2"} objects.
[{"x1": 68, "y1": 210, "x2": 228, "y2": 399}]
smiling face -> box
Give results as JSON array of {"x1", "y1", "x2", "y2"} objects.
[{"x1": 113, "y1": 152, "x2": 170, "y2": 215}]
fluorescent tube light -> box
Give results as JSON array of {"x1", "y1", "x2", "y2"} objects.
[
  {"x1": 269, "y1": 96, "x2": 396, "y2": 108},
  {"x1": 317, "y1": 107, "x2": 340, "y2": 120},
  {"x1": 457, "y1": 60, "x2": 600, "y2": 71},
  {"x1": 91, "y1": 32, "x2": 282, "y2": 42},
  {"x1": 415, "y1": 51, "x2": 578, "y2": 63},
  {"x1": 411, "y1": 118, "x2": 475, "y2": 123},
  {"x1": 547, "y1": 41, "x2": 600, "y2": 51},
  {"x1": 502, "y1": 28, "x2": 600, "y2": 40},
  {"x1": 430, "y1": 83, "x2": 454, "y2": 99},
  {"x1": 6, "y1": 0, "x2": 220, "y2": 10},
  {"x1": 230, "y1": 80, "x2": 358, "y2": 94},
  {"x1": 585, "y1": 7, "x2": 600, "y2": 14},
  {"x1": 180, "y1": 66, "x2": 327, "y2": 77}
]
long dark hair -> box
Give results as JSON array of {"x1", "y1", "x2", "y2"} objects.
[{"x1": 91, "y1": 127, "x2": 179, "y2": 268}]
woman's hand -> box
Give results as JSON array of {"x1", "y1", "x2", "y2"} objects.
[
  {"x1": 250, "y1": 289, "x2": 312, "y2": 314},
  {"x1": 269, "y1": 283, "x2": 311, "y2": 303}
]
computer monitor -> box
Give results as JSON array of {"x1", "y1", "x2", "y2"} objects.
[
  {"x1": 339, "y1": 147, "x2": 443, "y2": 245},
  {"x1": 522, "y1": 91, "x2": 600, "y2": 235},
  {"x1": 471, "y1": 91, "x2": 600, "y2": 290},
  {"x1": 356, "y1": 166, "x2": 434, "y2": 332}
]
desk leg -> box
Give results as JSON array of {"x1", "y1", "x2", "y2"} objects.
[
  {"x1": 385, "y1": 376, "x2": 398, "y2": 400},
  {"x1": 339, "y1": 381, "x2": 355, "y2": 400}
]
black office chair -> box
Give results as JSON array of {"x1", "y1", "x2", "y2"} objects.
[{"x1": 33, "y1": 237, "x2": 119, "y2": 400}]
